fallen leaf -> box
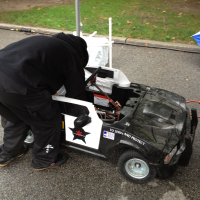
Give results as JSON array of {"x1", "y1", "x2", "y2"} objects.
[
  {"x1": 145, "y1": 23, "x2": 150, "y2": 25},
  {"x1": 172, "y1": 37, "x2": 175, "y2": 40},
  {"x1": 159, "y1": 68, "x2": 161, "y2": 70},
  {"x1": 37, "y1": 8, "x2": 41, "y2": 10},
  {"x1": 149, "y1": 52, "x2": 152, "y2": 53},
  {"x1": 97, "y1": 11, "x2": 99, "y2": 13},
  {"x1": 185, "y1": 79, "x2": 189, "y2": 81},
  {"x1": 126, "y1": 20, "x2": 133, "y2": 24},
  {"x1": 153, "y1": 25, "x2": 156, "y2": 27},
  {"x1": 84, "y1": 18, "x2": 87, "y2": 20},
  {"x1": 162, "y1": 10, "x2": 166, "y2": 13},
  {"x1": 144, "y1": 43, "x2": 148, "y2": 46},
  {"x1": 178, "y1": 13, "x2": 182, "y2": 15}
]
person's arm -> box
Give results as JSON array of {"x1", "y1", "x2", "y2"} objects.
[{"x1": 64, "y1": 69, "x2": 87, "y2": 101}]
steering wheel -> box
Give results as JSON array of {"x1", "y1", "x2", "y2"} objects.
[{"x1": 85, "y1": 67, "x2": 102, "y2": 85}]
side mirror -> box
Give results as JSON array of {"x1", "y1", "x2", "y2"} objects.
[{"x1": 74, "y1": 114, "x2": 91, "y2": 128}]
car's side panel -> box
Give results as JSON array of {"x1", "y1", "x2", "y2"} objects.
[
  {"x1": 64, "y1": 114, "x2": 101, "y2": 149},
  {"x1": 99, "y1": 125, "x2": 162, "y2": 163},
  {"x1": 53, "y1": 96, "x2": 103, "y2": 150}
]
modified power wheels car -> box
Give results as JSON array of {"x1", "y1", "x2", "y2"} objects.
[{"x1": 118, "y1": 150, "x2": 157, "y2": 184}]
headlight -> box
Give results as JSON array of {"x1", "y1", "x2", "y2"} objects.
[{"x1": 164, "y1": 146, "x2": 177, "y2": 164}]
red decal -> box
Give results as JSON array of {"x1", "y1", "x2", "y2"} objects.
[{"x1": 76, "y1": 130, "x2": 82, "y2": 136}]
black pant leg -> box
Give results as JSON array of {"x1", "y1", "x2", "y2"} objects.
[
  {"x1": 0, "y1": 89, "x2": 62, "y2": 168},
  {"x1": 0, "y1": 120, "x2": 30, "y2": 158},
  {"x1": 0, "y1": 99, "x2": 30, "y2": 158},
  {"x1": 31, "y1": 105, "x2": 61, "y2": 168}
]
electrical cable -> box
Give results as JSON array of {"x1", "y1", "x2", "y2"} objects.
[
  {"x1": 114, "y1": 42, "x2": 200, "y2": 54},
  {"x1": 106, "y1": 113, "x2": 115, "y2": 120},
  {"x1": 0, "y1": 27, "x2": 53, "y2": 35},
  {"x1": 186, "y1": 100, "x2": 200, "y2": 104},
  {"x1": 0, "y1": 27, "x2": 200, "y2": 54}
]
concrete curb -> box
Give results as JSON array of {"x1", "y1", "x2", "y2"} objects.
[{"x1": 0, "y1": 23, "x2": 200, "y2": 52}]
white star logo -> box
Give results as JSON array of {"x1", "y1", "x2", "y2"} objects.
[{"x1": 44, "y1": 144, "x2": 54, "y2": 153}]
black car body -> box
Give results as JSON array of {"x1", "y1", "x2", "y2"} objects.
[
  {"x1": 52, "y1": 66, "x2": 198, "y2": 184},
  {"x1": 1, "y1": 66, "x2": 197, "y2": 184}
]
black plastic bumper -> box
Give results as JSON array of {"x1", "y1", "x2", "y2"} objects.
[{"x1": 158, "y1": 108, "x2": 198, "y2": 179}]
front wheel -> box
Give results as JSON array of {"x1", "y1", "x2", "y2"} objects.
[{"x1": 118, "y1": 150, "x2": 157, "y2": 184}]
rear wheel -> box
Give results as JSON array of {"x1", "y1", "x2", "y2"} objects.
[{"x1": 118, "y1": 150, "x2": 157, "y2": 184}]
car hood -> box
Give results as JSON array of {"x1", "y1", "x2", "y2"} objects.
[{"x1": 125, "y1": 87, "x2": 187, "y2": 151}]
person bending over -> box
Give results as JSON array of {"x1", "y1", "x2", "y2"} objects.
[{"x1": 0, "y1": 32, "x2": 88, "y2": 170}]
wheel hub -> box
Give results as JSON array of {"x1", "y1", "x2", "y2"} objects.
[
  {"x1": 135, "y1": 163, "x2": 141, "y2": 168},
  {"x1": 125, "y1": 158, "x2": 149, "y2": 179}
]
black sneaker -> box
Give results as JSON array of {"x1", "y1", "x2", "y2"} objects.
[
  {"x1": 0, "y1": 147, "x2": 29, "y2": 167},
  {"x1": 33, "y1": 153, "x2": 69, "y2": 171}
]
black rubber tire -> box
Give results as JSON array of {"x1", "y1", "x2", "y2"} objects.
[{"x1": 118, "y1": 150, "x2": 157, "y2": 184}]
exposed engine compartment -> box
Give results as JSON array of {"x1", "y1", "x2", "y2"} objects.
[
  {"x1": 84, "y1": 66, "x2": 147, "y2": 124},
  {"x1": 85, "y1": 83, "x2": 145, "y2": 124}
]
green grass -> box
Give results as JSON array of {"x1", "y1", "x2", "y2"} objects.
[{"x1": 0, "y1": 0, "x2": 199, "y2": 44}]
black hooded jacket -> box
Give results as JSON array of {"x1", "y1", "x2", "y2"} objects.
[{"x1": 0, "y1": 33, "x2": 89, "y2": 100}]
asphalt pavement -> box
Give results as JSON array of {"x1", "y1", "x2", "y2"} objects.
[{"x1": 0, "y1": 28, "x2": 200, "y2": 200}]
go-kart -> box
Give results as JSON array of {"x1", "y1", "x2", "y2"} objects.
[
  {"x1": 1, "y1": 65, "x2": 198, "y2": 184},
  {"x1": 51, "y1": 66, "x2": 198, "y2": 184}
]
